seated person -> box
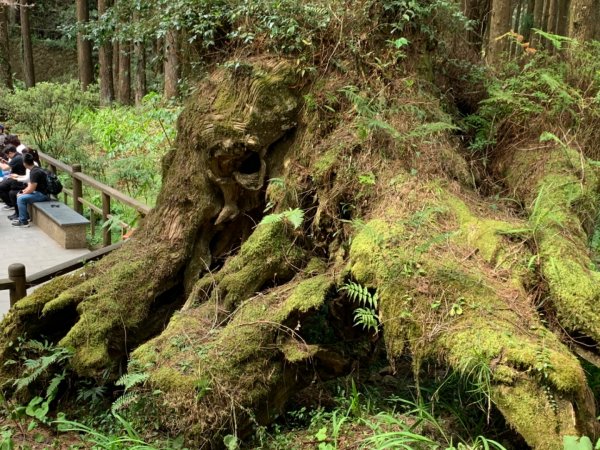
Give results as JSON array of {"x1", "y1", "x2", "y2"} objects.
[
  {"x1": 12, "y1": 153, "x2": 49, "y2": 228},
  {"x1": 7, "y1": 149, "x2": 39, "y2": 221},
  {"x1": 0, "y1": 146, "x2": 26, "y2": 209}
]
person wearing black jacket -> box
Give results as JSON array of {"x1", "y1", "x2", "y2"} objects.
[
  {"x1": 12, "y1": 153, "x2": 49, "y2": 228},
  {"x1": 0, "y1": 146, "x2": 27, "y2": 210}
]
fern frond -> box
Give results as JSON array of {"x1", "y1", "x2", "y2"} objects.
[
  {"x1": 111, "y1": 392, "x2": 139, "y2": 413},
  {"x1": 353, "y1": 308, "x2": 379, "y2": 332},
  {"x1": 115, "y1": 372, "x2": 149, "y2": 390}
]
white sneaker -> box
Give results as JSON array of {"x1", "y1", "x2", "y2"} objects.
[{"x1": 2, "y1": 205, "x2": 13, "y2": 210}]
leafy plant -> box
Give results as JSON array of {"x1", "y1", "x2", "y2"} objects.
[
  {"x1": 55, "y1": 414, "x2": 163, "y2": 449},
  {"x1": 260, "y1": 208, "x2": 305, "y2": 229},
  {"x1": 340, "y1": 281, "x2": 379, "y2": 332},
  {"x1": 0, "y1": 81, "x2": 97, "y2": 156},
  {"x1": 111, "y1": 372, "x2": 149, "y2": 413}
]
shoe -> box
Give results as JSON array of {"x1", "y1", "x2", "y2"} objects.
[
  {"x1": 7, "y1": 213, "x2": 17, "y2": 220},
  {"x1": 11, "y1": 220, "x2": 29, "y2": 228},
  {"x1": 2, "y1": 205, "x2": 13, "y2": 210}
]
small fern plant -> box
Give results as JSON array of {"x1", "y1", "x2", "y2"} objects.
[
  {"x1": 340, "y1": 281, "x2": 380, "y2": 333},
  {"x1": 111, "y1": 372, "x2": 149, "y2": 413},
  {"x1": 260, "y1": 208, "x2": 304, "y2": 229}
]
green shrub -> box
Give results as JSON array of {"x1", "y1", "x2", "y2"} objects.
[{"x1": 0, "y1": 81, "x2": 97, "y2": 156}]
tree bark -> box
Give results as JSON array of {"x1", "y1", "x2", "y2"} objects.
[
  {"x1": 164, "y1": 29, "x2": 179, "y2": 99},
  {"x1": 532, "y1": 0, "x2": 545, "y2": 46},
  {"x1": 112, "y1": 40, "x2": 119, "y2": 97},
  {"x1": 556, "y1": 0, "x2": 571, "y2": 36},
  {"x1": 98, "y1": 0, "x2": 114, "y2": 105},
  {"x1": 19, "y1": 0, "x2": 35, "y2": 88},
  {"x1": 569, "y1": 0, "x2": 597, "y2": 40},
  {"x1": 0, "y1": 3, "x2": 12, "y2": 90},
  {"x1": 487, "y1": 0, "x2": 513, "y2": 63},
  {"x1": 133, "y1": 12, "x2": 146, "y2": 106},
  {"x1": 117, "y1": 41, "x2": 131, "y2": 105},
  {"x1": 76, "y1": 0, "x2": 93, "y2": 90}
]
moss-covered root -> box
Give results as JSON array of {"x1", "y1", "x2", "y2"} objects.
[
  {"x1": 0, "y1": 60, "x2": 302, "y2": 380},
  {"x1": 348, "y1": 188, "x2": 598, "y2": 448},
  {"x1": 185, "y1": 221, "x2": 306, "y2": 314},
  {"x1": 131, "y1": 274, "x2": 334, "y2": 446},
  {"x1": 501, "y1": 147, "x2": 600, "y2": 344}
]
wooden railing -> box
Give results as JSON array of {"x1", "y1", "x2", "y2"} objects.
[
  {"x1": 0, "y1": 154, "x2": 152, "y2": 311},
  {"x1": 0, "y1": 242, "x2": 124, "y2": 306},
  {"x1": 38, "y1": 151, "x2": 152, "y2": 247}
]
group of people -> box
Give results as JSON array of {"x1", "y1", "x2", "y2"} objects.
[{"x1": 0, "y1": 124, "x2": 49, "y2": 228}]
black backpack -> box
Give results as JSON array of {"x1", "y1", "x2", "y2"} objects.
[{"x1": 43, "y1": 169, "x2": 63, "y2": 196}]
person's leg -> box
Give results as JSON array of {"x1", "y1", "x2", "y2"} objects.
[
  {"x1": 0, "y1": 178, "x2": 16, "y2": 205},
  {"x1": 8, "y1": 189, "x2": 18, "y2": 219},
  {"x1": 15, "y1": 192, "x2": 48, "y2": 224}
]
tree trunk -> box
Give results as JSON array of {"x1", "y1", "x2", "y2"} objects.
[
  {"x1": 76, "y1": 0, "x2": 93, "y2": 90},
  {"x1": 164, "y1": 29, "x2": 179, "y2": 99},
  {"x1": 0, "y1": 3, "x2": 12, "y2": 90},
  {"x1": 133, "y1": 11, "x2": 146, "y2": 106},
  {"x1": 19, "y1": 0, "x2": 34, "y2": 88},
  {"x1": 2, "y1": 60, "x2": 599, "y2": 449},
  {"x1": 98, "y1": 0, "x2": 114, "y2": 105},
  {"x1": 112, "y1": 40, "x2": 119, "y2": 96},
  {"x1": 569, "y1": 0, "x2": 597, "y2": 40},
  {"x1": 556, "y1": 0, "x2": 571, "y2": 36},
  {"x1": 523, "y1": 0, "x2": 536, "y2": 42},
  {"x1": 532, "y1": 0, "x2": 545, "y2": 46},
  {"x1": 487, "y1": 0, "x2": 513, "y2": 63},
  {"x1": 117, "y1": 41, "x2": 130, "y2": 105}
]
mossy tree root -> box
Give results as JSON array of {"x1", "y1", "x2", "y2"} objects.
[{"x1": 347, "y1": 181, "x2": 598, "y2": 449}]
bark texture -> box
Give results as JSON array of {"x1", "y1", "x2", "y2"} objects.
[
  {"x1": 19, "y1": 0, "x2": 34, "y2": 88},
  {"x1": 76, "y1": 0, "x2": 93, "y2": 90},
  {"x1": 0, "y1": 3, "x2": 12, "y2": 90}
]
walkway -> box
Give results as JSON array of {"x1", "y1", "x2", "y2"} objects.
[{"x1": 0, "y1": 206, "x2": 89, "y2": 317}]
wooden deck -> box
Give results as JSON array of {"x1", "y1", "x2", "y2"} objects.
[{"x1": 0, "y1": 206, "x2": 89, "y2": 317}]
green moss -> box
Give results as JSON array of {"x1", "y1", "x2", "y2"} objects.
[
  {"x1": 493, "y1": 380, "x2": 578, "y2": 450},
  {"x1": 191, "y1": 221, "x2": 305, "y2": 311},
  {"x1": 312, "y1": 147, "x2": 340, "y2": 181}
]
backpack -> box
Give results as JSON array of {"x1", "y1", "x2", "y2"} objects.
[{"x1": 43, "y1": 169, "x2": 63, "y2": 196}]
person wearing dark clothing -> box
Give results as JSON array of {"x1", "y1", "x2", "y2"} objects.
[
  {"x1": 0, "y1": 146, "x2": 27, "y2": 209},
  {"x1": 12, "y1": 153, "x2": 49, "y2": 228}
]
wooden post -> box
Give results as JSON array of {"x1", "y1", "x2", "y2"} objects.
[
  {"x1": 90, "y1": 210, "x2": 95, "y2": 238},
  {"x1": 102, "y1": 192, "x2": 111, "y2": 247},
  {"x1": 72, "y1": 164, "x2": 83, "y2": 215},
  {"x1": 8, "y1": 263, "x2": 26, "y2": 306}
]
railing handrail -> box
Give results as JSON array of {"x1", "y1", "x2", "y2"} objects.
[
  {"x1": 0, "y1": 241, "x2": 124, "y2": 307},
  {"x1": 38, "y1": 151, "x2": 152, "y2": 216}
]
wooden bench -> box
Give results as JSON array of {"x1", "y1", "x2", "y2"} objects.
[{"x1": 30, "y1": 201, "x2": 89, "y2": 249}]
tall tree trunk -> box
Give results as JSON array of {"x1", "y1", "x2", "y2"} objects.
[
  {"x1": 568, "y1": 0, "x2": 597, "y2": 40},
  {"x1": 20, "y1": 0, "x2": 35, "y2": 88},
  {"x1": 556, "y1": 0, "x2": 571, "y2": 35},
  {"x1": 547, "y1": 0, "x2": 559, "y2": 33},
  {"x1": 134, "y1": 41, "x2": 146, "y2": 106},
  {"x1": 112, "y1": 41, "x2": 120, "y2": 96},
  {"x1": 98, "y1": 0, "x2": 114, "y2": 105},
  {"x1": 117, "y1": 41, "x2": 131, "y2": 105},
  {"x1": 487, "y1": 0, "x2": 513, "y2": 63},
  {"x1": 164, "y1": 29, "x2": 179, "y2": 99},
  {"x1": 523, "y1": 0, "x2": 536, "y2": 41},
  {"x1": 532, "y1": 0, "x2": 545, "y2": 46},
  {"x1": 133, "y1": 10, "x2": 146, "y2": 106},
  {"x1": 76, "y1": 0, "x2": 93, "y2": 90},
  {"x1": 0, "y1": 4, "x2": 13, "y2": 90},
  {"x1": 511, "y1": 0, "x2": 524, "y2": 55}
]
